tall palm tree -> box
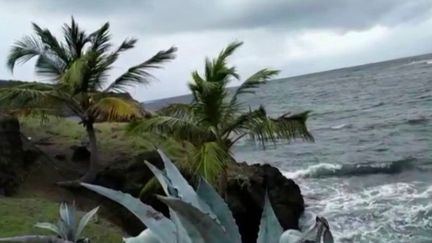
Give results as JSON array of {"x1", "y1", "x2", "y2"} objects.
[
  {"x1": 0, "y1": 18, "x2": 177, "y2": 182},
  {"x1": 129, "y1": 41, "x2": 313, "y2": 187}
]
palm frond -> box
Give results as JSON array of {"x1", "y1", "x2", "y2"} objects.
[
  {"x1": 230, "y1": 69, "x2": 279, "y2": 105},
  {"x1": 214, "y1": 41, "x2": 243, "y2": 71},
  {"x1": 242, "y1": 107, "x2": 314, "y2": 147},
  {"x1": 192, "y1": 142, "x2": 230, "y2": 184},
  {"x1": 7, "y1": 36, "x2": 45, "y2": 71},
  {"x1": 128, "y1": 115, "x2": 212, "y2": 144},
  {"x1": 34, "y1": 54, "x2": 67, "y2": 81},
  {"x1": 88, "y1": 96, "x2": 143, "y2": 122},
  {"x1": 62, "y1": 17, "x2": 89, "y2": 59},
  {"x1": 32, "y1": 23, "x2": 70, "y2": 65},
  {"x1": 105, "y1": 47, "x2": 177, "y2": 92},
  {"x1": 158, "y1": 103, "x2": 196, "y2": 119},
  {"x1": 88, "y1": 22, "x2": 111, "y2": 54},
  {"x1": 0, "y1": 83, "x2": 55, "y2": 107}
]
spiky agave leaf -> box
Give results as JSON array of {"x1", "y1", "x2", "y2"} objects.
[
  {"x1": 81, "y1": 183, "x2": 176, "y2": 243},
  {"x1": 34, "y1": 222, "x2": 63, "y2": 238},
  {"x1": 196, "y1": 179, "x2": 242, "y2": 243},
  {"x1": 75, "y1": 206, "x2": 99, "y2": 240},
  {"x1": 158, "y1": 196, "x2": 232, "y2": 243},
  {"x1": 123, "y1": 229, "x2": 161, "y2": 243},
  {"x1": 155, "y1": 150, "x2": 216, "y2": 218},
  {"x1": 59, "y1": 202, "x2": 77, "y2": 241},
  {"x1": 257, "y1": 192, "x2": 283, "y2": 243}
]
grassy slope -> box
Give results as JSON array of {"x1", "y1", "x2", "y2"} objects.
[
  {"x1": 19, "y1": 115, "x2": 153, "y2": 164},
  {"x1": 0, "y1": 115, "x2": 153, "y2": 241},
  {"x1": 0, "y1": 198, "x2": 123, "y2": 242}
]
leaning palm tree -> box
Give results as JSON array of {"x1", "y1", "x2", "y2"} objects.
[
  {"x1": 0, "y1": 18, "x2": 177, "y2": 182},
  {"x1": 129, "y1": 41, "x2": 312, "y2": 187}
]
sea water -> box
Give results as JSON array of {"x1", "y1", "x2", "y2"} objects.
[{"x1": 233, "y1": 54, "x2": 432, "y2": 242}]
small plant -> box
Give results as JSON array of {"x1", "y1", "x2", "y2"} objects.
[
  {"x1": 82, "y1": 150, "x2": 333, "y2": 243},
  {"x1": 0, "y1": 202, "x2": 99, "y2": 243}
]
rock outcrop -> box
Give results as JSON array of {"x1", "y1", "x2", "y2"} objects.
[
  {"x1": 0, "y1": 114, "x2": 36, "y2": 195},
  {"x1": 226, "y1": 162, "x2": 304, "y2": 243}
]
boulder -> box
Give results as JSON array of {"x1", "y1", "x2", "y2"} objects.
[
  {"x1": 226, "y1": 162, "x2": 304, "y2": 243},
  {"x1": 91, "y1": 150, "x2": 165, "y2": 235},
  {"x1": 0, "y1": 114, "x2": 36, "y2": 195}
]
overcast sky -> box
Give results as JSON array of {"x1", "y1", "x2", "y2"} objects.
[{"x1": 1, "y1": 0, "x2": 432, "y2": 101}]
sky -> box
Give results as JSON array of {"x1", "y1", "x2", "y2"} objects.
[{"x1": 1, "y1": 0, "x2": 432, "y2": 101}]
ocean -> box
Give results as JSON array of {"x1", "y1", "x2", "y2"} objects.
[{"x1": 147, "y1": 53, "x2": 432, "y2": 242}]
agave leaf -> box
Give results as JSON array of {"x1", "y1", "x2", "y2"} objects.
[
  {"x1": 158, "y1": 196, "x2": 232, "y2": 243},
  {"x1": 196, "y1": 178, "x2": 242, "y2": 243},
  {"x1": 81, "y1": 183, "x2": 176, "y2": 243},
  {"x1": 144, "y1": 161, "x2": 172, "y2": 196},
  {"x1": 34, "y1": 222, "x2": 62, "y2": 237},
  {"x1": 75, "y1": 206, "x2": 99, "y2": 240},
  {"x1": 0, "y1": 235, "x2": 73, "y2": 242},
  {"x1": 157, "y1": 150, "x2": 215, "y2": 218},
  {"x1": 123, "y1": 229, "x2": 161, "y2": 243},
  {"x1": 59, "y1": 202, "x2": 76, "y2": 240},
  {"x1": 323, "y1": 228, "x2": 334, "y2": 243},
  {"x1": 170, "y1": 209, "x2": 193, "y2": 243},
  {"x1": 279, "y1": 230, "x2": 302, "y2": 243},
  {"x1": 257, "y1": 192, "x2": 283, "y2": 243}
]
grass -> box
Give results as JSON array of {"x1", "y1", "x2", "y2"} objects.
[
  {"x1": 19, "y1": 115, "x2": 153, "y2": 163},
  {"x1": 0, "y1": 197, "x2": 123, "y2": 242}
]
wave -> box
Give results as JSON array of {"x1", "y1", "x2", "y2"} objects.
[
  {"x1": 330, "y1": 123, "x2": 351, "y2": 130},
  {"x1": 283, "y1": 158, "x2": 416, "y2": 179},
  {"x1": 304, "y1": 182, "x2": 432, "y2": 242}
]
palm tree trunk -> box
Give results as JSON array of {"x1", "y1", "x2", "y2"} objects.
[{"x1": 80, "y1": 122, "x2": 100, "y2": 182}]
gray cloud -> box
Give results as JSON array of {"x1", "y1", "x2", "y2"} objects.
[
  {"x1": 1, "y1": 0, "x2": 432, "y2": 100},
  {"x1": 8, "y1": 0, "x2": 432, "y2": 33}
]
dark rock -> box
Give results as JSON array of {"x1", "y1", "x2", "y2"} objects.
[
  {"x1": 0, "y1": 114, "x2": 36, "y2": 195},
  {"x1": 71, "y1": 146, "x2": 91, "y2": 162},
  {"x1": 92, "y1": 150, "x2": 164, "y2": 235},
  {"x1": 55, "y1": 154, "x2": 66, "y2": 161},
  {"x1": 226, "y1": 162, "x2": 304, "y2": 243}
]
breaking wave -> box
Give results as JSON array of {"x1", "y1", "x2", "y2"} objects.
[{"x1": 283, "y1": 158, "x2": 416, "y2": 179}]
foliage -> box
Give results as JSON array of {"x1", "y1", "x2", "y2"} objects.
[
  {"x1": 0, "y1": 202, "x2": 100, "y2": 243},
  {"x1": 129, "y1": 41, "x2": 313, "y2": 185},
  {"x1": 1, "y1": 17, "x2": 176, "y2": 180},
  {"x1": 82, "y1": 150, "x2": 333, "y2": 243}
]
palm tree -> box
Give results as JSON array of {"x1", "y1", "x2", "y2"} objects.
[
  {"x1": 129, "y1": 41, "x2": 313, "y2": 187},
  {"x1": 0, "y1": 18, "x2": 177, "y2": 182}
]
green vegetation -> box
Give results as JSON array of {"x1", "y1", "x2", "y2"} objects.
[
  {"x1": 0, "y1": 17, "x2": 176, "y2": 181},
  {"x1": 129, "y1": 41, "x2": 313, "y2": 186},
  {"x1": 0, "y1": 198, "x2": 122, "y2": 242},
  {"x1": 19, "y1": 115, "x2": 153, "y2": 160},
  {"x1": 82, "y1": 150, "x2": 333, "y2": 243}
]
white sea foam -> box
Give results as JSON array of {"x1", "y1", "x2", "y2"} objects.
[
  {"x1": 330, "y1": 123, "x2": 351, "y2": 130},
  {"x1": 282, "y1": 163, "x2": 342, "y2": 179},
  {"x1": 294, "y1": 181, "x2": 432, "y2": 242}
]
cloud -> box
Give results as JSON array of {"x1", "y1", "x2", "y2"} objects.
[
  {"x1": 0, "y1": 0, "x2": 432, "y2": 101},
  {"x1": 7, "y1": 0, "x2": 432, "y2": 33}
]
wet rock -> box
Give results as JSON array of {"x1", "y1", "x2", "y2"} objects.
[{"x1": 226, "y1": 162, "x2": 304, "y2": 243}]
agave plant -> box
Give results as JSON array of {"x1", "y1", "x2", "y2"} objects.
[
  {"x1": 0, "y1": 202, "x2": 99, "y2": 243},
  {"x1": 82, "y1": 150, "x2": 333, "y2": 243}
]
